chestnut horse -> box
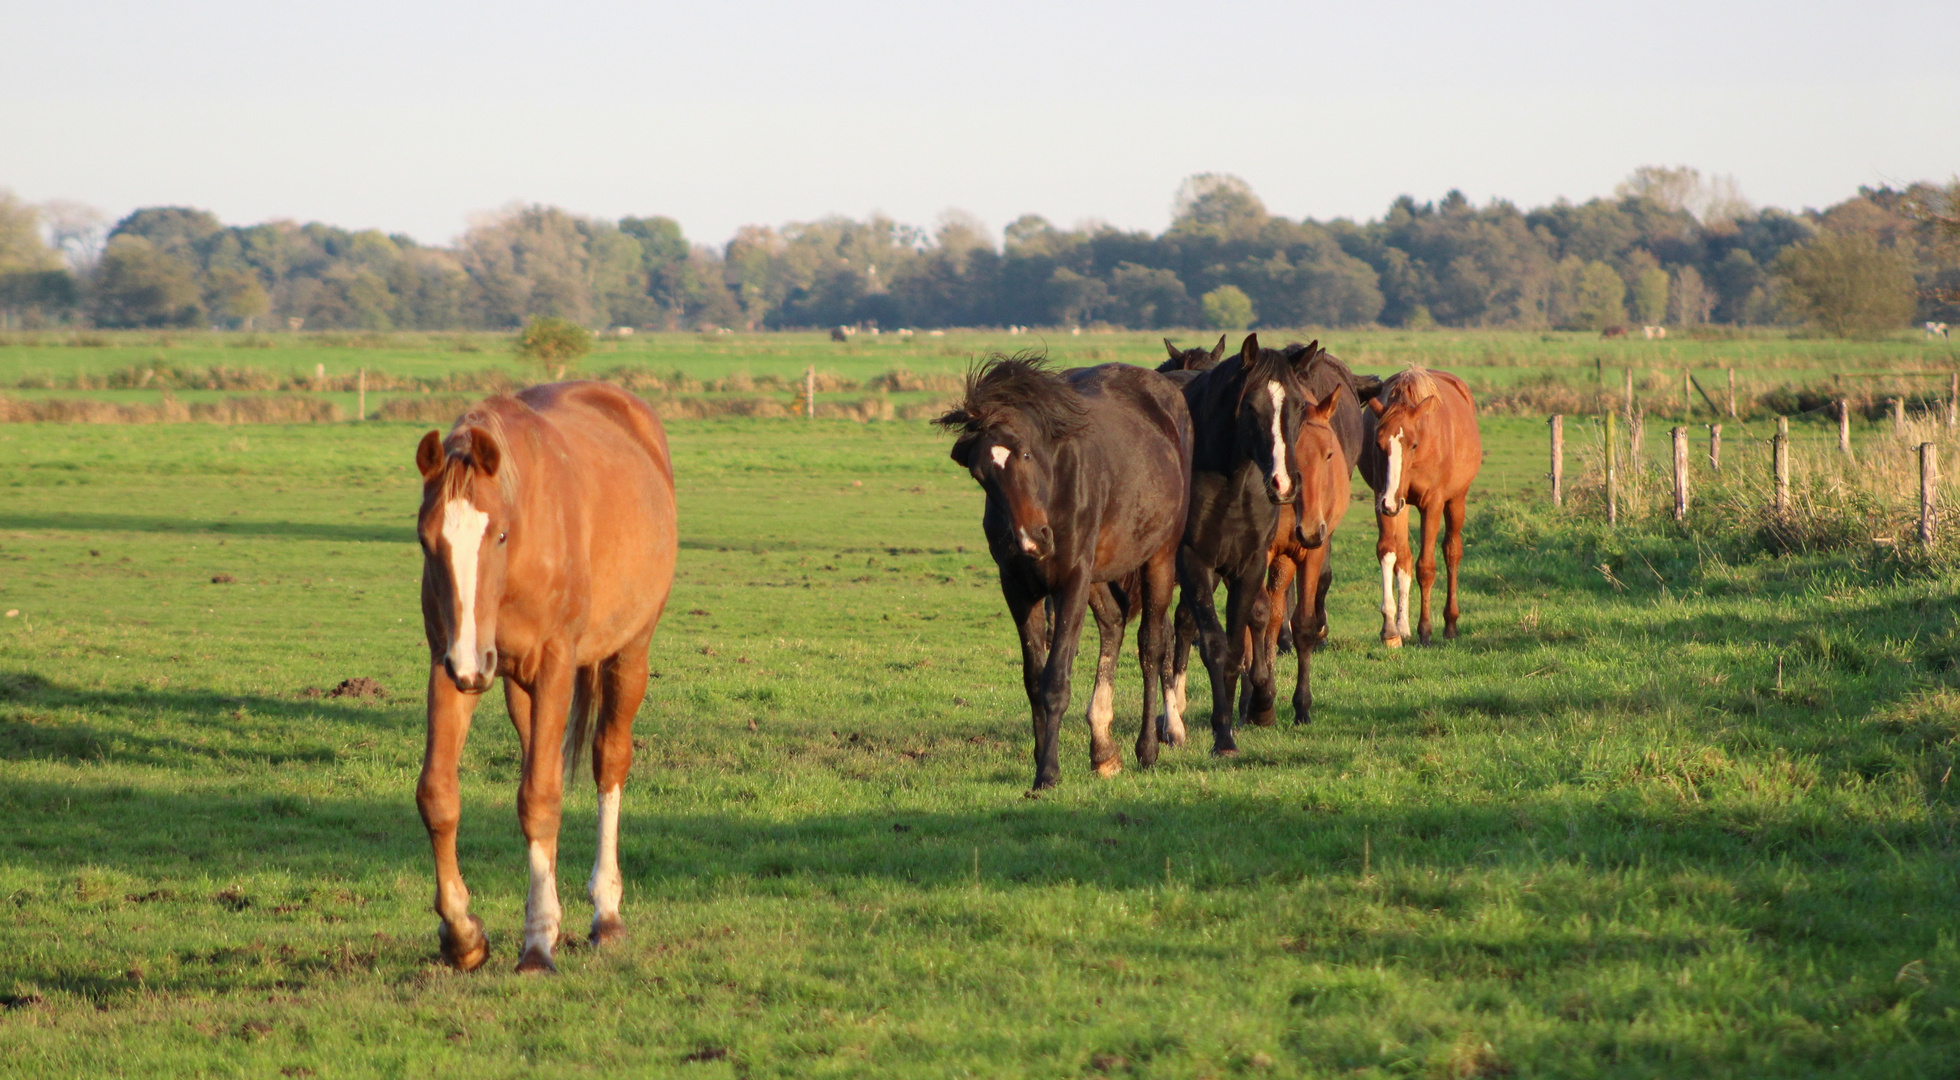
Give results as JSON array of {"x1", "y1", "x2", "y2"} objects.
[
  {"x1": 414, "y1": 381, "x2": 677, "y2": 973},
  {"x1": 939, "y1": 356, "x2": 1191, "y2": 791},
  {"x1": 1359, "y1": 367, "x2": 1480, "y2": 646}
]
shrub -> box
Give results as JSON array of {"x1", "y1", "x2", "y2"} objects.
[{"x1": 514, "y1": 317, "x2": 592, "y2": 376}]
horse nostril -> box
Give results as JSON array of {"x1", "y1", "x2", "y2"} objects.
[
  {"x1": 483, "y1": 648, "x2": 498, "y2": 673},
  {"x1": 443, "y1": 656, "x2": 458, "y2": 683}
]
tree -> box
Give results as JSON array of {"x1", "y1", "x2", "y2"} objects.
[
  {"x1": 1107, "y1": 263, "x2": 1192, "y2": 328},
  {"x1": 1775, "y1": 231, "x2": 1916, "y2": 337},
  {"x1": 1171, "y1": 174, "x2": 1267, "y2": 240},
  {"x1": 92, "y1": 235, "x2": 203, "y2": 327},
  {"x1": 1633, "y1": 266, "x2": 1670, "y2": 325},
  {"x1": 1573, "y1": 261, "x2": 1628, "y2": 330},
  {"x1": 1200, "y1": 285, "x2": 1254, "y2": 329},
  {"x1": 209, "y1": 269, "x2": 270, "y2": 329},
  {"x1": 1669, "y1": 265, "x2": 1711, "y2": 324},
  {"x1": 0, "y1": 191, "x2": 61, "y2": 275},
  {"x1": 514, "y1": 316, "x2": 592, "y2": 378}
]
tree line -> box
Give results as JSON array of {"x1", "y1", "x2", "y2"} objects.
[{"x1": 1, "y1": 169, "x2": 1954, "y2": 336}]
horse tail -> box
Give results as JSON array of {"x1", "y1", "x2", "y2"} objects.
[{"x1": 562, "y1": 664, "x2": 603, "y2": 784}]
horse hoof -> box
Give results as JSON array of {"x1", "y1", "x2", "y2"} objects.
[
  {"x1": 437, "y1": 915, "x2": 489, "y2": 972},
  {"x1": 1212, "y1": 747, "x2": 1241, "y2": 758},
  {"x1": 1094, "y1": 757, "x2": 1122, "y2": 779},
  {"x1": 1444, "y1": 626, "x2": 1458, "y2": 641},
  {"x1": 1250, "y1": 708, "x2": 1277, "y2": 728},
  {"x1": 1293, "y1": 709, "x2": 1313, "y2": 727},
  {"x1": 1165, "y1": 732, "x2": 1187, "y2": 749},
  {"x1": 590, "y1": 915, "x2": 627, "y2": 947},
  {"x1": 1382, "y1": 635, "x2": 1403, "y2": 649},
  {"x1": 515, "y1": 946, "x2": 558, "y2": 974}
]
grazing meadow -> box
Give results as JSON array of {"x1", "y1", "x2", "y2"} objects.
[{"x1": 0, "y1": 330, "x2": 1957, "y2": 1076}]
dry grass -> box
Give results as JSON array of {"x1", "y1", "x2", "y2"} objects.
[{"x1": 0, "y1": 395, "x2": 342, "y2": 424}]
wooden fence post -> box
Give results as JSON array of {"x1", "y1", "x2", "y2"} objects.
[
  {"x1": 1949, "y1": 372, "x2": 1957, "y2": 429},
  {"x1": 1921, "y1": 442, "x2": 1938, "y2": 548},
  {"x1": 357, "y1": 367, "x2": 366, "y2": 421},
  {"x1": 1838, "y1": 400, "x2": 1851, "y2": 454},
  {"x1": 1629, "y1": 409, "x2": 1644, "y2": 469},
  {"x1": 1773, "y1": 416, "x2": 1790, "y2": 514},
  {"x1": 1727, "y1": 368, "x2": 1737, "y2": 418},
  {"x1": 1624, "y1": 367, "x2": 1634, "y2": 421},
  {"x1": 1605, "y1": 412, "x2": 1618, "y2": 526},
  {"x1": 1710, "y1": 423, "x2": 1722, "y2": 470},
  {"x1": 1893, "y1": 397, "x2": 1905, "y2": 435},
  {"x1": 805, "y1": 365, "x2": 815, "y2": 419},
  {"x1": 1683, "y1": 370, "x2": 1692, "y2": 416},
  {"x1": 1672, "y1": 426, "x2": 1688, "y2": 521},
  {"x1": 1548, "y1": 415, "x2": 1563, "y2": 507}
]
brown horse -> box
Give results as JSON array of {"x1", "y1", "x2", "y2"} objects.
[
  {"x1": 1359, "y1": 367, "x2": 1480, "y2": 647},
  {"x1": 1250, "y1": 386, "x2": 1350, "y2": 724},
  {"x1": 414, "y1": 381, "x2": 677, "y2": 973}
]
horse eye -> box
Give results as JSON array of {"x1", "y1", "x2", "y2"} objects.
[
  {"x1": 497, "y1": 532, "x2": 507, "y2": 544},
  {"x1": 1022, "y1": 451, "x2": 1030, "y2": 460}
]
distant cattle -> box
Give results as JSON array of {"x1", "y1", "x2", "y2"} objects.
[
  {"x1": 830, "y1": 326, "x2": 856, "y2": 342},
  {"x1": 1928, "y1": 322, "x2": 1950, "y2": 340},
  {"x1": 1643, "y1": 325, "x2": 1667, "y2": 340},
  {"x1": 1602, "y1": 325, "x2": 1628, "y2": 339}
]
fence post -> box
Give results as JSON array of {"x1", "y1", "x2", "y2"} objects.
[
  {"x1": 1727, "y1": 368, "x2": 1737, "y2": 418},
  {"x1": 1605, "y1": 412, "x2": 1618, "y2": 526},
  {"x1": 805, "y1": 365, "x2": 815, "y2": 419},
  {"x1": 1710, "y1": 423, "x2": 1722, "y2": 470},
  {"x1": 1893, "y1": 397, "x2": 1906, "y2": 435},
  {"x1": 1922, "y1": 442, "x2": 1938, "y2": 548},
  {"x1": 1949, "y1": 372, "x2": 1957, "y2": 429},
  {"x1": 1838, "y1": 400, "x2": 1852, "y2": 454},
  {"x1": 1672, "y1": 426, "x2": 1688, "y2": 521},
  {"x1": 357, "y1": 367, "x2": 366, "y2": 421},
  {"x1": 1548, "y1": 415, "x2": 1563, "y2": 507},
  {"x1": 1624, "y1": 367, "x2": 1634, "y2": 420},
  {"x1": 1629, "y1": 409, "x2": 1644, "y2": 469},
  {"x1": 1683, "y1": 370, "x2": 1692, "y2": 416},
  {"x1": 1773, "y1": 416, "x2": 1790, "y2": 514}
]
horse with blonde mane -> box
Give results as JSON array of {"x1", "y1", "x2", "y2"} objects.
[
  {"x1": 414, "y1": 381, "x2": 677, "y2": 973},
  {"x1": 1360, "y1": 367, "x2": 1480, "y2": 647}
]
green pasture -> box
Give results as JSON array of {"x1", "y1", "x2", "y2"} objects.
[{"x1": 0, "y1": 406, "x2": 1958, "y2": 1075}]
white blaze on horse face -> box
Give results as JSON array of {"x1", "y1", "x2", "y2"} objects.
[
  {"x1": 524, "y1": 839, "x2": 562, "y2": 959},
  {"x1": 989, "y1": 445, "x2": 1010, "y2": 469},
  {"x1": 1381, "y1": 433, "x2": 1405, "y2": 515},
  {"x1": 589, "y1": 786, "x2": 623, "y2": 925},
  {"x1": 1018, "y1": 527, "x2": 1038, "y2": 554},
  {"x1": 441, "y1": 498, "x2": 491, "y2": 678},
  {"x1": 1265, "y1": 382, "x2": 1291, "y2": 499}
]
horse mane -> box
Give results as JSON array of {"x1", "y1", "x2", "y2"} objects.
[
  {"x1": 935, "y1": 352, "x2": 1088, "y2": 442},
  {"x1": 1383, "y1": 366, "x2": 1439, "y2": 409},
  {"x1": 438, "y1": 402, "x2": 523, "y2": 504}
]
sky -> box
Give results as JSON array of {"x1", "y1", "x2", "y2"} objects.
[{"x1": 2, "y1": 0, "x2": 1955, "y2": 248}]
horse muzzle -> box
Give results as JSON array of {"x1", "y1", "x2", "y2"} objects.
[
  {"x1": 1295, "y1": 520, "x2": 1328, "y2": 549},
  {"x1": 1018, "y1": 524, "x2": 1054, "y2": 560},
  {"x1": 443, "y1": 649, "x2": 497, "y2": 694},
  {"x1": 1378, "y1": 495, "x2": 1404, "y2": 516},
  {"x1": 1264, "y1": 475, "x2": 1294, "y2": 505}
]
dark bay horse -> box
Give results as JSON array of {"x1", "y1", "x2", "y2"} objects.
[
  {"x1": 1158, "y1": 335, "x2": 1226, "y2": 374},
  {"x1": 1170, "y1": 337, "x2": 1374, "y2": 740},
  {"x1": 939, "y1": 355, "x2": 1191, "y2": 791},
  {"x1": 1359, "y1": 367, "x2": 1481, "y2": 646},
  {"x1": 414, "y1": 381, "x2": 677, "y2": 973}
]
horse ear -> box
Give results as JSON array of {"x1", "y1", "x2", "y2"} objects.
[
  {"x1": 1367, "y1": 397, "x2": 1386, "y2": 417},
  {"x1": 1239, "y1": 333, "x2": 1259, "y2": 362},
  {"x1": 416, "y1": 430, "x2": 444, "y2": 480},
  {"x1": 1164, "y1": 338, "x2": 1181, "y2": 361},
  {"x1": 949, "y1": 434, "x2": 976, "y2": 467},
  {"x1": 1412, "y1": 395, "x2": 1441, "y2": 421},
  {"x1": 1309, "y1": 389, "x2": 1341, "y2": 422},
  {"x1": 1290, "y1": 339, "x2": 1322, "y2": 373},
  {"x1": 467, "y1": 426, "x2": 501, "y2": 478},
  {"x1": 1210, "y1": 334, "x2": 1227, "y2": 363}
]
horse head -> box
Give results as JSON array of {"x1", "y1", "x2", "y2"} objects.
[
  {"x1": 1291, "y1": 389, "x2": 1344, "y2": 548},
  {"x1": 1235, "y1": 334, "x2": 1327, "y2": 506},
  {"x1": 1157, "y1": 334, "x2": 1227, "y2": 373},
  {"x1": 416, "y1": 422, "x2": 513, "y2": 694},
  {"x1": 938, "y1": 353, "x2": 1087, "y2": 562},
  {"x1": 1367, "y1": 371, "x2": 1441, "y2": 516}
]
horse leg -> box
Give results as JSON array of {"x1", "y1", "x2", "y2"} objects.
[
  {"x1": 1084, "y1": 584, "x2": 1125, "y2": 779},
  {"x1": 416, "y1": 665, "x2": 488, "y2": 971},
  {"x1": 1293, "y1": 545, "x2": 1327, "y2": 724},
  {"x1": 1162, "y1": 589, "x2": 1197, "y2": 747},
  {"x1": 1312, "y1": 537, "x2": 1334, "y2": 646},
  {"x1": 1414, "y1": 498, "x2": 1444, "y2": 646},
  {"x1": 1248, "y1": 555, "x2": 1294, "y2": 728},
  {"x1": 1135, "y1": 543, "x2": 1177, "y2": 769},
  {"x1": 1375, "y1": 511, "x2": 1414, "y2": 647},
  {"x1": 1186, "y1": 562, "x2": 1238, "y2": 757},
  {"x1": 1443, "y1": 493, "x2": 1468, "y2": 640},
  {"x1": 1006, "y1": 588, "x2": 1050, "y2": 784},
  {"x1": 1229, "y1": 569, "x2": 1275, "y2": 732},
  {"x1": 1033, "y1": 578, "x2": 1090, "y2": 791},
  {"x1": 513, "y1": 652, "x2": 575, "y2": 973},
  {"x1": 588, "y1": 631, "x2": 652, "y2": 946}
]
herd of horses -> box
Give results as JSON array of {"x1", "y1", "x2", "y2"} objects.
[{"x1": 406, "y1": 342, "x2": 1480, "y2": 972}]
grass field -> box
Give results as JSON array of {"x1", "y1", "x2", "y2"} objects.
[{"x1": 1, "y1": 337, "x2": 1959, "y2": 1076}]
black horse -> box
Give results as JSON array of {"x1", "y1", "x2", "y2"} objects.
[
  {"x1": 1157, "y1": 335, "x2": 1226, "y2": 375},
  {"x1": 1167, "y1": 334, "x2": 1375, "y2": 748},
  {"x1": 939, "y1": 355, "x2": 1192, "y2": 791}
]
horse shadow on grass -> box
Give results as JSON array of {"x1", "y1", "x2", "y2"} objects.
[
  {"x1": 1, "y1": 765, "x2": 1953, "y2": 1004},
  {"x1": 0, "y1": 511, "x2": 407, "y2": 545}
]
